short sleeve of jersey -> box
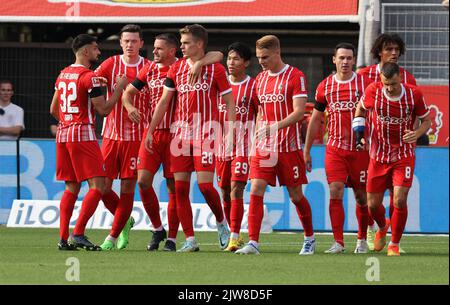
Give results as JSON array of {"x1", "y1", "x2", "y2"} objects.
[
  {"x1": 82, "y1": 71, "x2": 102, "y2": 93},
  {"x1": 214, "y1": 64, "x2": 232, "y2": 96},
  {"x1": 94, "y1": 57, "x2": 113, "y2": 79},
  {"x1": 314, "y1": 79, "x2": 327, "y2": 112},
  {"x1": 413, "y1": 88, "x2": 429, "y2": 118},
  {"x1": 164, "y1": 62, "x2": 178, "y2": 91},
  {"x1": 360, "y1": 82, "x2": 377, "y2": 110},
  {"x1": 292, "y1": 70, "x2": 308, "y2": 99}
]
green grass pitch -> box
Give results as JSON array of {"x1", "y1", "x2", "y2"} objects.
[{"x1": 0, "y1": 226, "x2": 448, "y2": 285}]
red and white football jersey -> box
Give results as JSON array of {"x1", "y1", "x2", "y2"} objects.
[
  {"x1": 135, "y1": 62, "x2": 177, "y2": 130},
  {"x1": 216, "y1": 75, "x2": 259, "y2": 161},
  {"x1": 315, "y1": 72, "x2": 370, "y2": 151},
  {"x1": 55, "y1": 64, "x2": 101, "y2": 143},
  {"x1": 165, "y1": 59, "x2": 232, "y2": 141},
  {"x1": 255, "y1": 64, "x2": 308, "y2": 152},
  {"x1": 358, "y1": 64, "x2": 417, "y2": 86},
  {"x1": 361, "y1": 82, "x2": 429, "y2": 163},
  {"x1": 95, "y1": 55, "x2": 151, "y2": 141}
]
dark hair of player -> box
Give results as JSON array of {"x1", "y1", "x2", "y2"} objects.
[
  {"x1": 370, "y1": 33, "x2": 405, "y2": 62},
  {"x1": 0, "y1": 79, "x2": 13, "y2": 87},
  {"x1": 227, "y1": 42, "x2": 252, "y2": 62},
  {"x1": 179, "y1": 24, "x2": 208, "y2": 49},
  {"x1": 334, "y1": 42, "x2": 356, "y2": 57},
  {"x1": 380, "y1": 62, "x2": 400, "y2": 79},
  {"x1": 119, "y1": 24, "x2": 143, "y2": 39},
  {"x1": 72, "y1": 34, "x2": 97, "y2": 54},
  {"x1": 155, "y1": 33, "x2": 180, "y2": 49}
]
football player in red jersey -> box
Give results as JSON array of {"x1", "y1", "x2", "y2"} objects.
[
  {"x1": 216, "y1": 42, "x2": 259, "y2": 252},
  {"x1": 357, "y1": 33, "x2": 417, "y2": 251},
  {"x1": 354, "y1": 62, "x2": 431, "y2": 256},
  {"x1": 94, "y1": 24, "x2": 151, "y2": 251},
  {"x1": 146, "y1": 24, "x2": 235, "y2": 252},
  {"x1": 122, "y1": 33, "x2": 223, "y2": 251},
  {"x1": 236, "y1": 35, "x2": 315, "y2": 255},
  {"x1": 304, "y1": 43, "x2": 370, "y2": 254},
  {"x1": 50, "y1": 34, "x2": 128, "y2": 250}
]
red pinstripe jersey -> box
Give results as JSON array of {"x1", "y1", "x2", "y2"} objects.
[
  {"x1": 95, "y1": 55, "x2": 151, "y2": 141},
  {"x1": 165, "y1": 58, "x2": 232, "y2": 141},
  {"x1": 255, "y1": 65, "x2": 308, "y2": 152},
  {"x1": 55, "y1": 64, "x2": 100, "y2": 143},
  {"x1": 358, "y1": 64, "x2": 417, "y2": 86},
  {"x1": 135, "y1": 62, "x2": 177, "y2": 130},
  {"x1": 361, "y1": 82, "x2": 429, "y2": 163},
  {"x1": 216, "y1": 75, "x2": 259, "y2": 161},
  {"x1": 315, "y1": 72, "x2": 370, "y2": 151}
]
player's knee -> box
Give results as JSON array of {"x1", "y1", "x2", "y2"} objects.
[
  {"x1": 354, "y1": 191, "x2": 367, "y2": 205},
  {"x1": 394, "y1": 196, "x2": 408, "y2": 209},
  {"x1": 137, "y1": 178, "x2": 151, "y2": 190},
  {"x1": 329, "y1": 184, "x2": 344, "y2": 199},
  {"x1": 230, "y1": 186, "x2": 244, "y2": 200}
]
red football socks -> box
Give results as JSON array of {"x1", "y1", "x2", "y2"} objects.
[
  {"x1": 248, "y1": 194, "x2": 264, "y2": 242},
  {"x1": 102, "y1": 190, "x2": 119, "y2": 215},
  {"x1": 293, "y1": 197, "x2": 314, "y2": 237},
  {"x1": 222, "y1": 199, "x2": 231, "y2": 227},
  {"x1": 329, "y1": 199, "x2": 345, "y2": 246},
  {"x1": 110, "y1": 192, "x2": 134, "y2": 238},
  {"x1": 167, "y1": 192, "x2": 179, "y2": 239},
  {"x1": 355, "y1": 203, "x2": 369, "y2": 240},
  {"x1": 140, "y1": 186, "x2": 162, "y2": 229},
  {"x1": 230, "y1": 198, "x2": 244, "y2": 234},
  {"x1": 198, "y1": 183, "x2": 224, "y2": 224},
  {"x1": 175, "y1": 181, "x2": 194, "y2": 238},
  {"x1": 59, "y1": 190, "x2": 77, "y2": 241},
  {"x1": 391, "y1": 206, "x2": 408, "y2": 244},
  {"x1": 73, "y1": 188, "x2": 102, "y2": 236},
  {"x1": 369, "y1": 204, "x2": 386, "y2": 229}
]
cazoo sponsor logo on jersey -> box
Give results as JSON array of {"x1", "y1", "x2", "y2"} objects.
[
  {"x1": 49, "y1": 0, "x2": 255, "y2": 8},
  {"x1": 218, "y1": 103, "x2": 249, "y2": 115},
  {"x1": 329, "y1": 100, "x2": 358, "y2": 111},
  {"x1": 259, "y1": 94, "x2": 285, "y2": 104}
]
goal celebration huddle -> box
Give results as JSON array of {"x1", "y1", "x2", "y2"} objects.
[{"x1": 50, "y1": 23, "x2": 431, "y2": 257}]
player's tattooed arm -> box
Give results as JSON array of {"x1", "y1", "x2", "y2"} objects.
[{"x1": 353, "y1": 102, "x2": 367, "y2": 150}]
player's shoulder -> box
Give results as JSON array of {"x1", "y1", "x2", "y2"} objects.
[
  {"x1": 357, "y1": 65, "x2": 373, "y2": 75},
  {"x1": 98, "y1": 55, "x2": 118, "y2": 68},
  {"x1": 210, "y1": 62, "x2": 227, "y2": 73},
  {"x1": 405, "y1": 83, "x2": 423, "y2": 96},
  {"x1": 364, "y1": 81, "x2": 380, "y2": 95},
  {"x1": 287, "y1": 65, "x2": 305, "y2": 77},
  {"x1": 317, "y1": 74, "x2": 333, "y2": 88}
]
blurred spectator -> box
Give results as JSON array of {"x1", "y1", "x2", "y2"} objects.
[
  {"x1": 443, "y1": 0, "x2": 449, "y2": 10},
  {"x1": 0, "y1": 80, "x2": 24, "y2": 140}
]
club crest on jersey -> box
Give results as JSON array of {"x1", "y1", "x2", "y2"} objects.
[{"x1": 241, "y1": 96, "x2": 247, "y2": 104}]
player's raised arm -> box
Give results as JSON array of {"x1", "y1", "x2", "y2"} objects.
[
  {"x1": 49, "y1": 90, "x2": 59, "y2": 120},
  {"x1": 122, "y1": 83, "x2": 141, "y2": 124},
  {"x1": 92, "y1": 75, "x2": 128, "y2": 116},
  {"x1": 188, "y1": 51, "x2": 224, "y2": 85}
]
